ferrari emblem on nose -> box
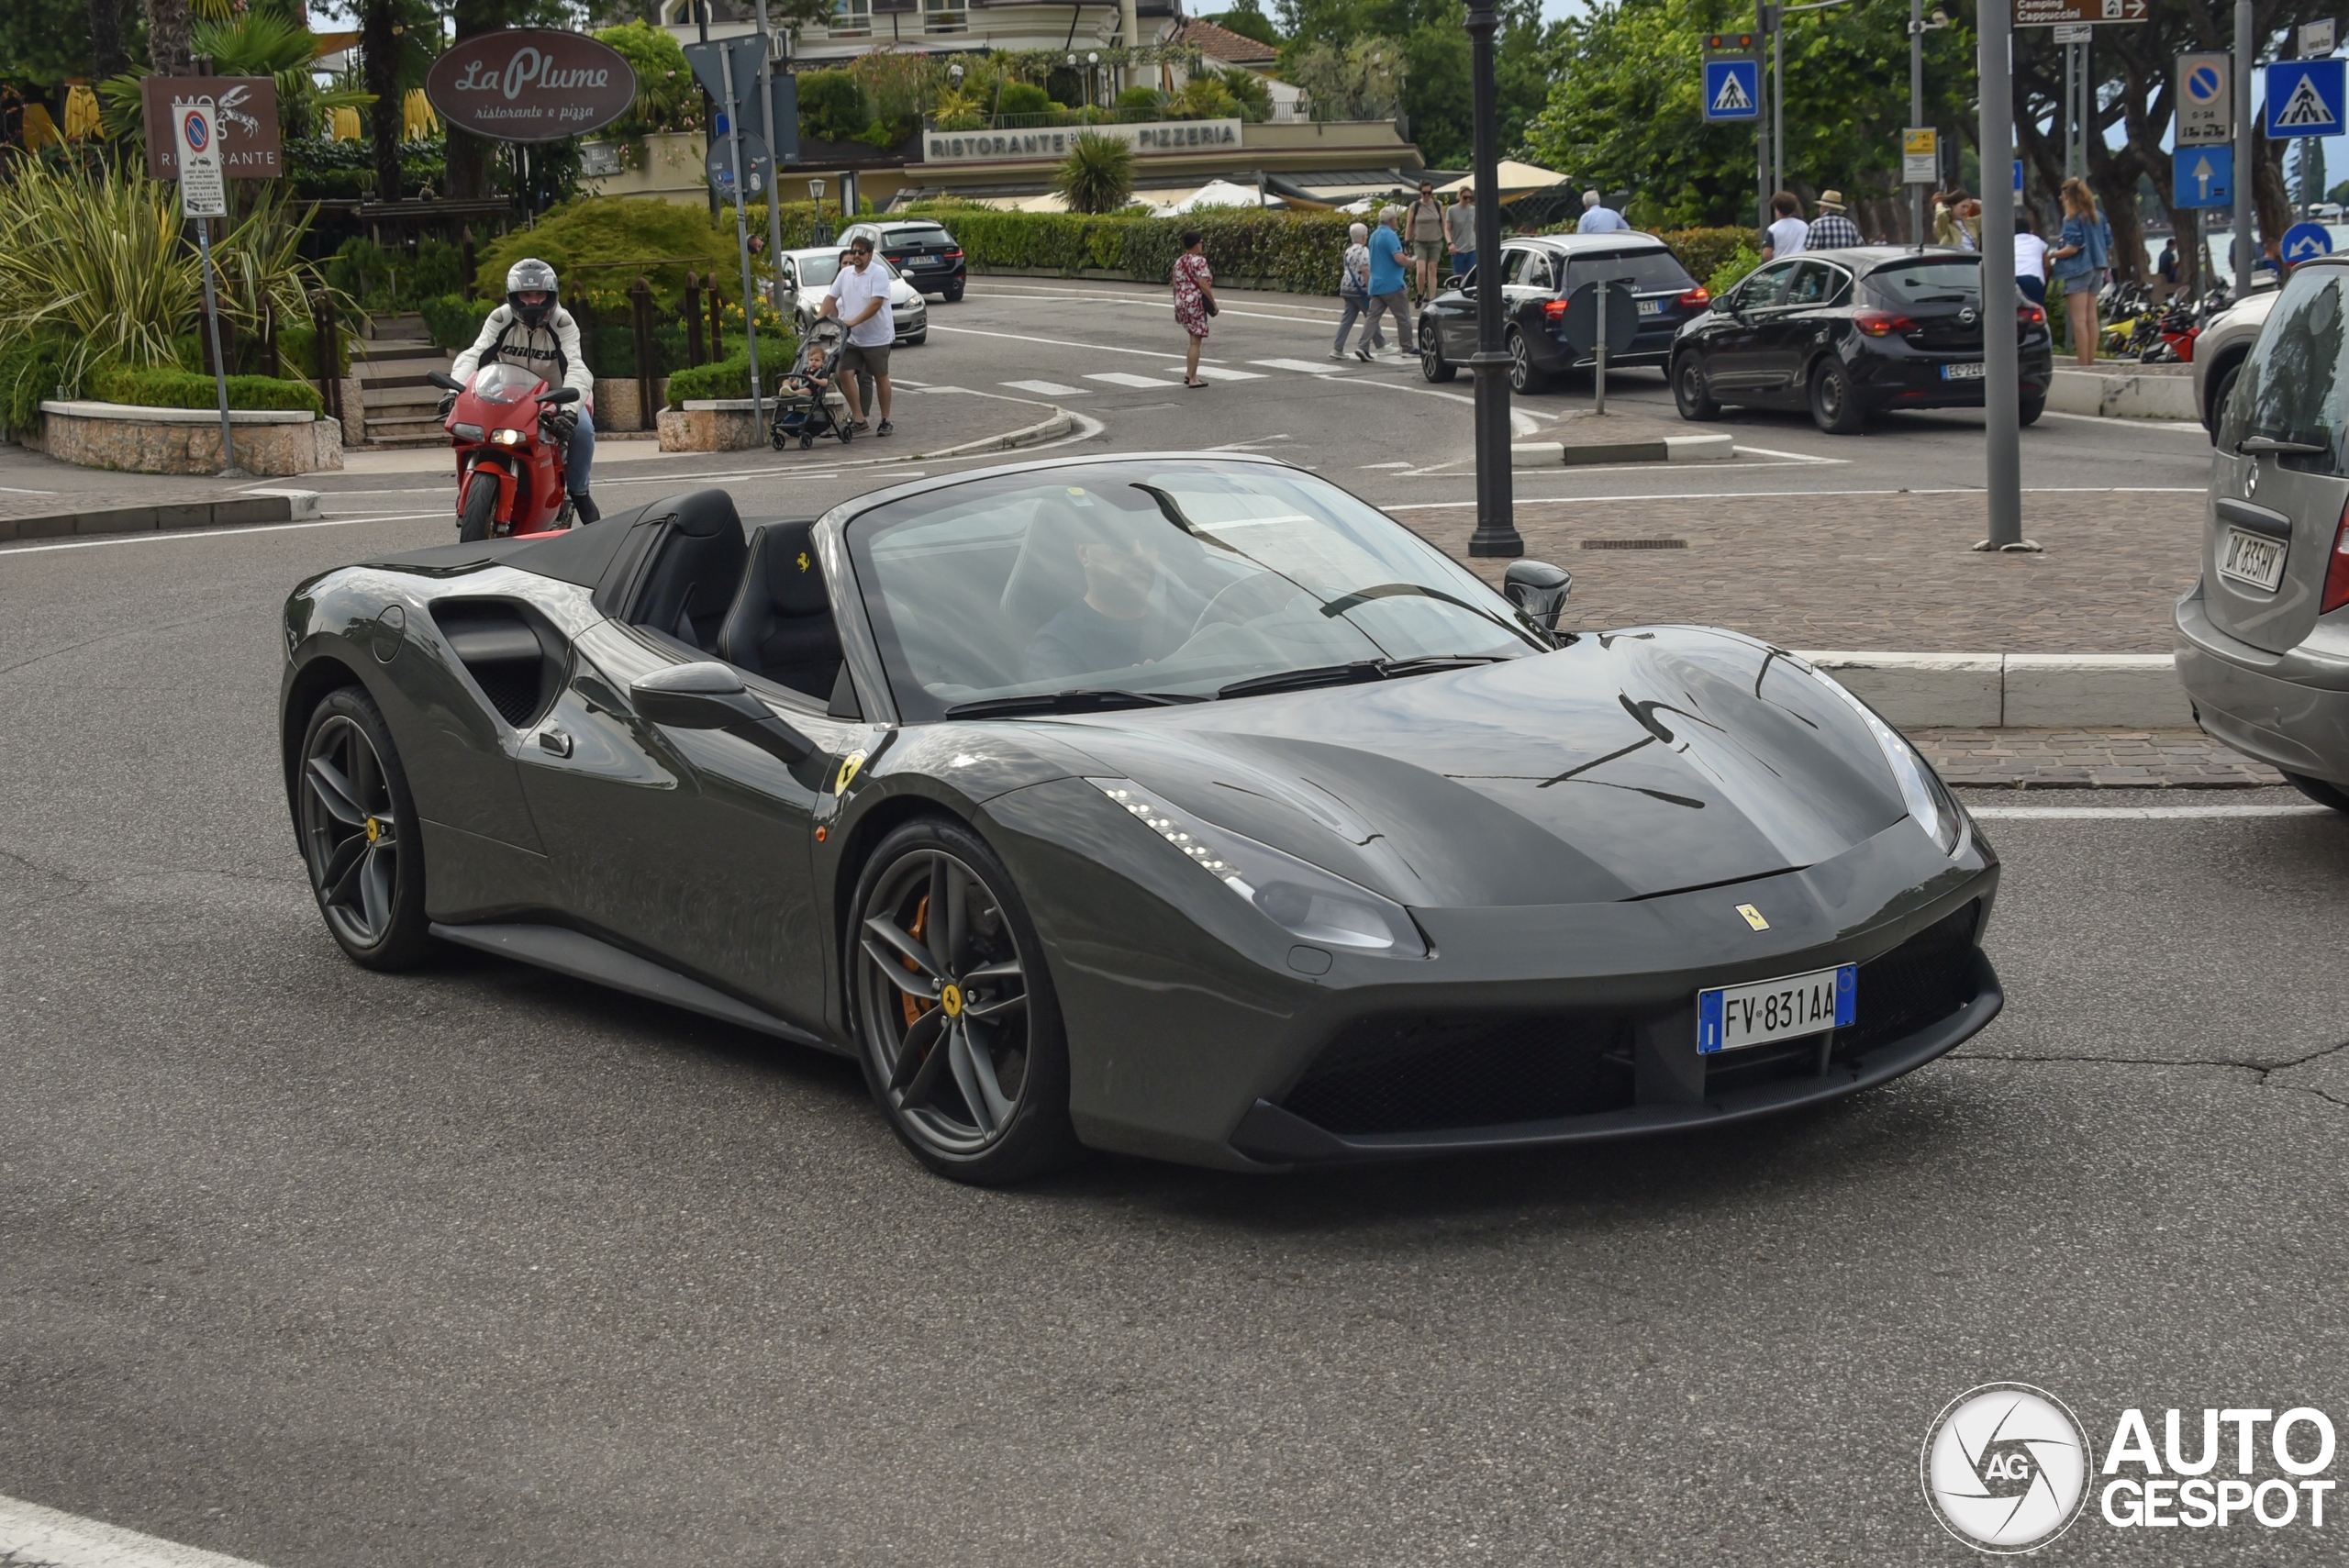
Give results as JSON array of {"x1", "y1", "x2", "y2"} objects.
[
  {"x1": 1736, "y1": 903, "x2": 1769, "y2": 930},
  {"x1": 940, "y1": 983, "x2": 964, "y2": 1017}
]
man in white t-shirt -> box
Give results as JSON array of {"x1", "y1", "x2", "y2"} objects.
[
  {"x1": 822, "y1": 236, "x2": 896, "y2": 436},
  {"x1": 1761, "y1": 191, "x2": 1809, "y2": 260}
]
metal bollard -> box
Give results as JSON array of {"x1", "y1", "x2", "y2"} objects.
[{"x1": 629, "y1": 274, "x2": 657, "y2": 430}]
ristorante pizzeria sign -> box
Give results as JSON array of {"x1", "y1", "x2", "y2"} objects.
[
  {"x1": 424, "y1": 29, "x2": 637, "y2": 143},
  {"x1": 923, "y1": 118, "x2": 1242, "y2": 163}
]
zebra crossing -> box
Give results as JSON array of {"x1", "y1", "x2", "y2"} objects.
[{"x1": 1000, "y1": 359, "x2": 1385, "y2": 397}]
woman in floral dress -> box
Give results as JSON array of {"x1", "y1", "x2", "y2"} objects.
[{"x1": 1171, "y1": 230, "x2": 1217, "y2": 388}]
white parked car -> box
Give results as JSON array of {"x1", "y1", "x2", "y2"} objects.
[{"x1": 774, "y1": 248, "x2": 928, "y2": 347}]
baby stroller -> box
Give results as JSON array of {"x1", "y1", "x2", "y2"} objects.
[{"x1": 770, "y1": 318, "x2": 853, "y2": 450}]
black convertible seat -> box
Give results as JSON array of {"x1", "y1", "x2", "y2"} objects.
[
  {"x1": 716, "y1": 521, "x2": 842, "y2": 700},
  {"x1": 620, "y1": 489, "x2": 749, "y2": 652}
]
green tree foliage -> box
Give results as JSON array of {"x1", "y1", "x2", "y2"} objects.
[
  {"x1": 996, "y1": 82, "x2": 1055, "y2": 117},
  {"x1": 473, "y1": 196, "x2": 737, "y2": 297},
  {"x1": 1211, "y1": 65, "x2": 1274, "y2": 123},
  {"x1": 594, "y1": 20, "x2": 701, "y2": 137},
  {"x1": 1522, "y1": 0, "x2": 1971, "y2": 230},
  {"x1": 1208, "y1": 0, "x2": 1282, "y2": 46},
  {"x1": 1277, "y1": 0, "x2": 1553, "y2": 169},
  {"x1": 798, "y1": 70, "x2": 868, "y2": 141},
  {"x1": 1054, "y1": 132, "x2": 1139, "y2": 214}
]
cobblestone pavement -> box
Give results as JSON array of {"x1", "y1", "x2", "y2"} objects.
[
  {"x1": 1408, "y1": 487, "x2": 2201, "y2": 652},
  {"x1": 1916, "y1": 728, "x2": 2285, "y2": 788}
]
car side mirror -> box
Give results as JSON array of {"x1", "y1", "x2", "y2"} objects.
[
  {"x1": 631, "y1": 662, "x2": 814, "y2": 762},
  {"x1": 537, "y1": 386, "x2": 581, "y2": 406},
  {"x1": 1502, "y1": 560, "x2": 1573, "y2": 633},
  {"x1": 426, "y1": 370, "x2": 462, "y2": 392},
  {"x1": 1443, "y1": 272, "x2": 1464, "y2": 290}
]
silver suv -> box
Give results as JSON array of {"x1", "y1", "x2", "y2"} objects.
[{"x1": 2175, "y1": 254, "x2": 2349, "y2": 810}]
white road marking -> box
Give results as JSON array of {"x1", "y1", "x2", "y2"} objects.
[
  {"x1": 2035, "y1": 408, "x2": 2211, "y2": 433},
  {"x1": 1360, "y1": 461, "x2": 1414, "y2": 469},
  {"x1": 971, "y1": 283, "x2": 1343, "y2": 323},
  {"x1": 0, "y1": 484, "x2": 59, "y2": 495},
  {"x1": 1729, "y1": 444, "x2": 1845, "y2": 464},
  {"x1": 0, "y1": 1492, "x2": 272, "y2": 1567},
  {"x1": 1382, "y1": 485, "x2": 2207, "y2": 510},
  {"x1": 1206, "y1": 436, "x2": 1293, "y2": 450},
  {"x1": 1088, "y1": 372, "x2": 1182, "y2": 389},
  {"x1": 1965, "y1": 804, "x2": 2332, "y2": 819},
  {"x1": 1252, "y1": 358, "x2": 1352, "y2": 375},
  {"x1": 1167, "y1": 363, "x2": 1266, "y2": 381},
  {"x1": 1001, "y1": 379, "x2": 1085, "y2": 395},
  {"x1": 928, "y1": 323, "x2": 1216, "y2": 361}
]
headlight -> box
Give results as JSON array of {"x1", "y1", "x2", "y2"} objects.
[
  {"x1": 1801, "y1": 664, "x2": 1965, "y2": 855},
  {"x1": 1087, "y1": 778, "x2": 1426, "y2": 956},
  {"x1": 490, "y1": 427, "x2": 526, "y2": 446}
]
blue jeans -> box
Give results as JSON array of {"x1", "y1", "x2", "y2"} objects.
[
  {"x1": 1450, "y1": 250, "x2": 1475, "y2": 284},
  {"x1": 566, "y1": 405, "x2": 596, "y2": 494},
  {"x1": 2017, "y1": 275, "x2": 2046, "y2": 306}
]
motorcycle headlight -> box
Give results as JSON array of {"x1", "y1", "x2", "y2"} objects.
[
  {"x1": 1087, "y1": 778, "x2": 1426, "y2": 957},
  {"x1": 490, "y1": 427, "x2": 527, "y2": 446},
  {"x1": 1802, "y1": 664, "x2": 1965, "y2": 856}
]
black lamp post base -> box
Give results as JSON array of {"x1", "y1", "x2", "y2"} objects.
[{"x1": 1467, "y1": 530, "x2": 1525, "y2": 558}]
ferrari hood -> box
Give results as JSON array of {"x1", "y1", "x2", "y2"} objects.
[{"x1": 1044, "y1": 628, "x2": 1911, "y2": 907}]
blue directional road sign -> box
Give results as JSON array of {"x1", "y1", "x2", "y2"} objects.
[
  {"x1": 2283, "y1": 221, "x2": 2334, "y2": 264},
  {"x1": 2175, "y1": 145, "x2": 2233, "y2": 208},
  {"x1": 2265, "y1": 58, "x2": 2347, "y2": 139},
  {"x1": 1703, "y1": 57, "x2": 1761, "y2": 122}
]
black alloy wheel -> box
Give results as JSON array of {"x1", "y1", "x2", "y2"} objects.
[
  {"x1": 1420, "y1": 328, "x2": 1456, "y2": 384},
  {"x1": 1673, "y1": 354, "x2": 1720, "y2": 419},
  {"x1": 297, "y1": 685, "x2": 431, "y2": 969},
  {"x1": 851, "y1": 818, "x2": 1074, "y2": 1183},
  {"x1": 1809, "y1": 356, "x2": 1866, "y2": 435},
  {"x1": 1505, "y1": 327, "x2": 1549, "y2": 395}
]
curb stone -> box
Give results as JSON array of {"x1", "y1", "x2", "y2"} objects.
[
  {"x1": 0, "y1": 489, "x2": 317, "y2": 545},
  {"x1": 1804, "y1": 651, "x2": 2188, "y2": 728},
  {"x1": 1512, "y1": 432, "x2": 1734, "y2": 467}
]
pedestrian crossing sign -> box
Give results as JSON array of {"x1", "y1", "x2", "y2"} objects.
[
  {"x1": 2264, "y1": 58, "x2": 2345, "y2": 138},
  {"x1": 1703, "y1": 57, "x2": 1761, "y2": 122}
]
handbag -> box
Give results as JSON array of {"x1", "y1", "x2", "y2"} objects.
[{"x1": 1204, "y1": 296, "x2": 1219, "y2": 317}]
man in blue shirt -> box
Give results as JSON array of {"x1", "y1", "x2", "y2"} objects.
[
  {"x1": 1578, "y1": 190, "x2": 1631, "y2": 233},
  {"x1": 1354, "y1": 208, "x2": 1417, "y2": 361}
]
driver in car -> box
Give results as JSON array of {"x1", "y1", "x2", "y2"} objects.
[
  {"x1": 1025, "y1": 523, "x2": 1206, "y2": 683},
  {"x1": 445, "y1": 258, "x2": 602, "y2": 523}
]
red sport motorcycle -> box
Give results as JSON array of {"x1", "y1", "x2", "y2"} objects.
[{"x1": 424, "y1": 363, "x2": 583, "y2": 541}]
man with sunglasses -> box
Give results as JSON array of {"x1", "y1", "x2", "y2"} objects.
[{"x1": 821, "y1": 236, "x2": 896, "y2": 437}]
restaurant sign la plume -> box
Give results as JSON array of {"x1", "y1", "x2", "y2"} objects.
[{"x1": 424, "y1": 30, "x2": 638, "y2": 144}]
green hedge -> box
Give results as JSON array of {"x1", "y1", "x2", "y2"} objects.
[
  {"x1": 0, "y1": 335, "x2": 79, "y2": 436},
  {"x1": 665, "y1": 330, "x2": 797, "y2": 405},
  {"x1": 899, "y1": 206, "x2": 1357, "y2": 295},
  {"x1": 421, "y1": 294, "x2": 497, "y2": 352},
  {"x1": 1658, "y1": 228, "x2": 1753, "y2": 292},
  {"x1": 91, "y1": 365, "x2": 324, "y2": 416}
]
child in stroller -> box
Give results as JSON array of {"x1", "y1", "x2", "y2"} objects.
[{"x1": 771, "y1": 320, "x2": 853, "y2": 449}]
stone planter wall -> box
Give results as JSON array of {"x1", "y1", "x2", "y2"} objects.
[
  {"x1": 595, "y1": 377, "x2": 670, "y2": 435},
  {"x1": 39, "y1": 401, "x2": 344, "y2": 476},
  {"x1": 658, "y1": 399, "x2": 765, "y2": 452}
]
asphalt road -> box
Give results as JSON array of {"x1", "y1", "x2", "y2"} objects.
[{"x1": 5, "y1": 282, "x2": 2343, "y2": 1566}]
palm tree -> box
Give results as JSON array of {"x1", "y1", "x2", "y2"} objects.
[
  {"x1": 145, "y1": 0, "x2": 193, "y2": 75},
  {"x1": 1054, "y1": 132, "x2": 1136, "y2": 215}
]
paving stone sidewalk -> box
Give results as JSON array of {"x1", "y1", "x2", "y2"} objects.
[
  {"x1": 1916, "y1": 728, "x2": 2283, "y2": 788},
  {"x1": 1415, "y1": 488, "x2": 2197, "y2": 652}
]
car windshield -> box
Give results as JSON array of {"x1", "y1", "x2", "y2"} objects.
[
  {"x1": 1562, "y1": 250, "x2": 1696, "y2": 293},
  {"x1": 470, "y1": 361, "x2": 542, "y2": 402},
  {"x1": 1868, "y1": 260, "x2": 1981, "y2": 303},
  {"x1": 885, "y1": 226, "x2": 952, "y2": 246},
  {"x1": 844, "y1": 461, "x2": 1545, "y2": 720},
  {"x1": 795, "y1": 253, "x2": 841, "y2": 286}
]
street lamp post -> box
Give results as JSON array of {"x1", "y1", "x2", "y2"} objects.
[
  {"x1": 2234, "y1": 0, "x2": 2254, "y2": 292},
  {"x1": 1463, "y1": 0, "x2": 1520, "y2": 558},
  {"x1": 1974, "y1": 0, "x2": 2031, "y2": 550}
]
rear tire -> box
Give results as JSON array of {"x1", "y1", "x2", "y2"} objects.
[
  {"x1": 1673, "y1": 353, "x2": 1720, "y2": 419},
  {"x1": 1505, "y1": 328, "x2": 1550, "y2": 395},
  {"x1": 458, "y1": 471, "x2": 498, "y2": 542},
  {"x1": 2019, "y1": 394, "x2": 2045, "y2": 428},
  {"x1": 1420, "y1": 331, "x2": 1456, "y2": 383},
  {"x1": 943, "y1": 279, "x2": 965, "y2": 303},
  {"x1": 1809, "y1": 356, "x2": 1866, "y2": 435},
  {"x1": 2286, "y1": 773, "x2": 2349, "y2": 813}
]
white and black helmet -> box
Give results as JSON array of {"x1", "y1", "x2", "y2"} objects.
[{"x1": 506, "y1": 258, "x2": 559, "y2": 327}]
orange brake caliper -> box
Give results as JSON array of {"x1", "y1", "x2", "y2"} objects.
[{"x1": 899, "y1": 895, "x2": 935, "y2": 1029}]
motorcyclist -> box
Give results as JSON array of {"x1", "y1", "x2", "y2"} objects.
[{"x1": 445, "y1": 259, "x2": 601, "y2": 524}]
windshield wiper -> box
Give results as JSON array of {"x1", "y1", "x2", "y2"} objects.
[
  {"x1": 1217, "y1": 653, "x2": 1510, "y2": 701},
  {"x1": 944, "y1": 688, "x2": 1206, "y2": 719}
]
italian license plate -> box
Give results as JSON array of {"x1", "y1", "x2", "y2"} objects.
[
  {"x1": 2218, "y1": 527, "x2": 2288, "y2": 592},
  {"x1": 1637, "y1": 298, "x2": 1663, "y2": 316},
  {"x1": 1941, "y1": 361, "x2": 1987, "y2": 380},
  {"x1": 1698, "y1": 964, "x2": 1857, "y2": 1055}
]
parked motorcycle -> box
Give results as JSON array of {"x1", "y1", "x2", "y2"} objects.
[{"x1": 423, "y1": 363, "x2": 582, "y2": 542}]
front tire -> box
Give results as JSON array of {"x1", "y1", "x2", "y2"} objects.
[
  {"x1": 1673, "y1": 354, "x2": 1721, "y2": 419},
  {"x1": 2019, "y1": 393, "x2": 2046, "y2": 427},
  {"x1": 850, "y1": 817, "x2": 1076, "y2": 1184},
  {"x1": 458, "y1": 470, "x2": 499, "y2": 542},
  {"x1": 1505, "y1": 327, "x2": 1550, "y2": 395},
  {"x1": 2286, "y1": 773, "x2": 2349, "y2": 813},
  {"x1": 1420, "y1": 329, "x2": 1456, "y2": 383},
  {"x1": 1809, "y1": 356, "x2": 1866, "y2": 435},
  {"x1": 297, "y1": 685, "x2": 432, "y2": 970}
]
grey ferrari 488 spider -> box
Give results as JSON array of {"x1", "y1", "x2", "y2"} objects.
[{"x1": 281, "y1": 454, "x2": 2001, "y2": 1182}]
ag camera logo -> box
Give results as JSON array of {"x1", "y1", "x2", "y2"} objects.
[{"x1": 1920, "y1": 1383, "x2": 2093, "y2": 1552}]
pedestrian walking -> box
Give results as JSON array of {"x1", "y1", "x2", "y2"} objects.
[
  {"x1": 824, "y1": 234, "x2": 896, "y2": 436},
  {"x1": 1355, "y1": 207, "x2": 1415, "y2": 361},
  {"x1": 1171, "y1": 228, "x2": 1217, "y2": 387},
  {"x1": 1806, "y1": 189, "x2": 1862, "y2": 250},
  {"x1": 1445, "y1": 186, "x2": 1477, "y2": 284},
  {"x1": 1760, "y1": 191, "x2": 1809, "y2": 259},
  {"x1": 2013, "y1": 211, "x2": 2050, "y2": 306},
  {"x1": 2050, "y1": 177, "x2": 2111, "y2": 368},
  {"x1": 1331, "y1": 221, "x2": 1375, "y2": 360},
  {"x1": 1406, "y1": 179, "x2": 1447, "y2": 301},
  {"x1": 1577, "y1": 189, "x2": 1630, "y2": 233}
]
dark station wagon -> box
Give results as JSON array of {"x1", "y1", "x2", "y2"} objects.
[
  {"x1": 841, "y1": 219, "x2": 967, "y2": 302},
  {"x1": 1417, "y1": 232, "x2": 1712, "y2": 394}
]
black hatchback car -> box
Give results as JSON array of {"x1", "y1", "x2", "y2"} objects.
[
  {"x1": 841, "y1": 218, "x2": 967, "y2": 302},
  {"x1": 1669, "y1": 247, "x2": 2054, "y2": 434},
  {"x1": 1417, "y1": 233, "x2": 1710, "y2": 394}
]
